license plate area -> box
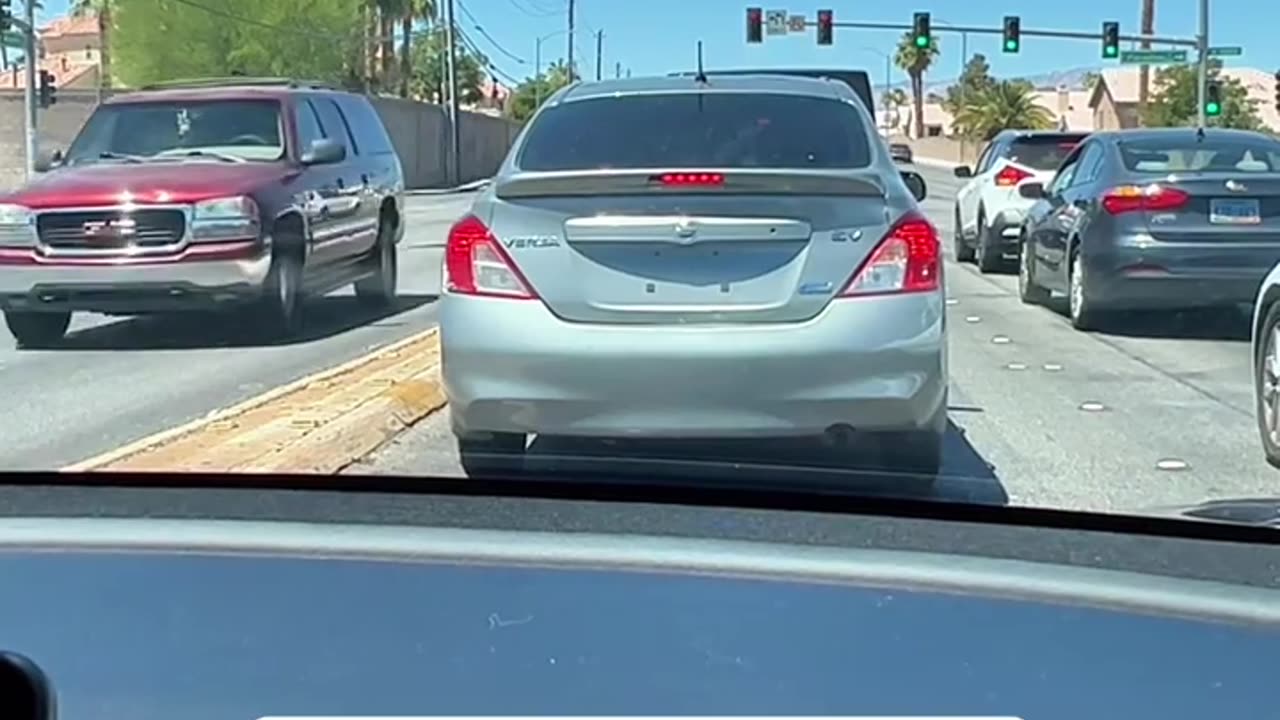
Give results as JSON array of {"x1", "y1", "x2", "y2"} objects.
[{"x1": 1210, "y1": 198, "x2": 1261, "y2": 225}]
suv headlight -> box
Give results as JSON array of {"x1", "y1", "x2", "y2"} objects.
[
  {"x1": 0, "y1": 203, "x2": 36, "y2": 247},
  {"x1": 191, "y1": 195, "x2": 260, "y2": 242}
]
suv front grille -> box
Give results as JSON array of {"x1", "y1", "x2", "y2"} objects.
[{"x1": 36, "y1": 209, "x2": 187, "y2": 250}]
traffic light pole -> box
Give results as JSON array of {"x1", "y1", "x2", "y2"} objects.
[
  {"x1": 22, "y1": 0, "x2": 36, "y2": 179},
  {"x1": 1196, "y1": 0, "x2": 1209, "y2": 128},
  {"x1": 828, "y1": 19, "x2": 1197, "y2": 48}
]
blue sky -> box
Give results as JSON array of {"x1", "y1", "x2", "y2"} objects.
[{"x1": 31, "y1": 0, "x2": 1277, "y2": 87}]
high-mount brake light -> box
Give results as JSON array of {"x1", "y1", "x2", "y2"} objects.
[{"x1": 656, "y1": 172, "x2": 725, "y2": 186}]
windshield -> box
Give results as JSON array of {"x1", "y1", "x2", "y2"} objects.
[
  {"x1": 65, "y1": 99, "x2": 286, "y2": 163},
  {"x1": 1004, "y1": 135, "x2": 1088, "y2": 171},
  {"x1": 518, "y1": 93, "x2": 872, "y2": 170},
  {"x1": 1119, "y1": 136, "x2": 1280, "y2": 172},
  {"x1": 4, "y1": 0, "x2": 1280, "y2": 542}
]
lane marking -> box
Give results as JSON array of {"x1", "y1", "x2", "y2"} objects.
[{"x1": 64, "y1": 328, "x2": 444, "y2": 473}]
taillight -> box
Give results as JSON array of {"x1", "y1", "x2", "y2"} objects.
[
  {"x1": 1101, "y1": 184, "x2": 1190, "y2": 214},
  {"x1": 656, "y1": 172, "x2": 725, "y2": 186},
  {"x1": 444, "y1": 215, "x2": 538, "y2": 299},
  {"x1": 994, "y1": 164, "x2": 1033, "y2": 187},
  {"x1": 839, "y1": 212, "x2": 941, "y2": 297}
]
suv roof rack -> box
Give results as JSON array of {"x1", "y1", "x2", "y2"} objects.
[{"x1": 138, "y1": 77, "x2": 340, "y2": 91}]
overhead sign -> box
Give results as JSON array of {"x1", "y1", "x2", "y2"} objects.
[
  {"x1": 765, "y1": 9, "x2": 787, "y2": 35},
  {"x1": 788, "y1": 14, "x2": 806, "y2": 32},
  {"x1": 1119, "y1": 49, "x2": 1188, "y2": 64},
  {"x1": 1208, "y1": 46, "x2": 1243, "y2": 57}
]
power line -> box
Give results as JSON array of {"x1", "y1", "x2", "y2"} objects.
[
  {"x1": 455, "y1": 25, "x2": 522, "y2": 85},
  {"x1": 165, "y1": 0, "x2": 381, "y2": 42},
  {"x1": 503, "y1": 0, "x2": 560, "y2": 18},
  {"x1": 456, "y1": 0, "x2": 527, "y2": 64}
]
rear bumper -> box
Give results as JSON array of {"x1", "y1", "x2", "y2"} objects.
[
  {"x1": 983, "y1": 206, "x2": 1028, "y2": 257},
  {"x1": 441, "y1": 292, "x2": 948, "y2": 439},
  {"x1": 0, "y1": 241, "x2": 272, "y2": 313},
  {"x1": 1084, "y1": 241, "x2": 1280, "y2": 310}
]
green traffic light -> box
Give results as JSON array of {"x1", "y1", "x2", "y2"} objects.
[
  {"x1": 1206, "y1": 101, "x2": 1221, "y2": 116},
  {"x1": 1004, "y1": 40, "x2": 1018, "y2": 51},
  {"x1": 1105, "y1": 46, "x2": 1117, "y2": 57},
  {"x1": 915, "y1": 35, "x2": 929, "y2": 48}
]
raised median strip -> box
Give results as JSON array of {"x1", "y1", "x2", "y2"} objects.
[{"x1": 63, "y1": 329, "x2": 445, "y2": 474}]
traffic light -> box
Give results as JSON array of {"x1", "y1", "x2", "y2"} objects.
[
  {"x1": 816, "y1": 9, "x2": 833, "y2": 45},
  {"x1": 1002, "y1": 16, "x2": 1020, "y2": 53},
  {"x1": 746, "y1": 7, "x2": 763, "y2": 44},
  {"x1": 1205, "y1": 81, "x2": 1222, "y2": 117},
  {"x1": 38, "y1": 70, "x2": 56, "y2": 108},
  {"x1": 1102, "y1": 21, "x2": 1120, "y2": 59},
  {"x1": 0, "y1": 0, "x2": 11, "y2": 32},
  {"x1": 1274, "y1": 70, "x2": 1280, "y2": 112},
  {"x1": 912, "y1": 12, "x2": 931, "y2": 49}
]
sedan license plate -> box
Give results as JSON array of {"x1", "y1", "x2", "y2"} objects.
[{"x1": 1209, "y1": 198, "x2": 1261, "y2": 225}]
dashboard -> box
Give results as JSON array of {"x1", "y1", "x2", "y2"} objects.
[{"x1": 0, "y1": 482, "x2": 1276, "y2": 720}]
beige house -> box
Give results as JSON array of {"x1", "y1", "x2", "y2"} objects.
[
  {"x1": 1089, "y1": 66, "x2": 1280, "y2": 132},
  {"x1": 903, "y1": 85, "x2": 1096, "y2": 139},
  {"x1": 0, "y1": 12, "x2": 101, "y2": 91}
]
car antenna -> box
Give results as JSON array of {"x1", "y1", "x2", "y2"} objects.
[
  {"x1": 694, "y1": 40, "x2": 709, "y2": 84},
  {"x1": 1196, "y1": 125, "x2": 1206, "y2": 142}
]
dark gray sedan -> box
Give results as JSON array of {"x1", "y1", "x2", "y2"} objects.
[{"x1": 1017, "y1": 128, "x2": 1280, "y2": 330}]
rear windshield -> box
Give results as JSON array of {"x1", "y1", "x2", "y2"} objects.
[
  {"x1": 517, "y1": 93, "x2": 872, "y2": 171},
  {"x1": 67, "y1": 99, "x2": 285, "y2": 163},
  {"x1": 1118, "y1": 136, "x2": 1280, "y2": 173},
  {"x1": 1003, "y1": 135, "x2": 1087, "y2": 171}
]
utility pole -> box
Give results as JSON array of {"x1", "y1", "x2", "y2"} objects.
[
  {"x1": 615, "y1": 61, "x2": 621, "y2": 78},
  {"x1": 22, "y1": 0, "x2": 36, "y2": 178},
  {"x1": 595, "y1": 29, "x2": 603, "y2": 81},
  {"x1": 567, "y1": 0, "x2": 575, "y2": 80},
  {"x1": 1192, "y1": 0, "x2": 1203, "y2": 126},
  {"x1": 444, "y1": 0, "x2": 460, "y2": 186},
  {"x1": 1138, "y1": 0, "x2": 1155, "y2": 112}
]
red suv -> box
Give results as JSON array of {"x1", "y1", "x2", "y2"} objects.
[{"x1": 0, "y1": 78, "x2": 405, "y2": 347}]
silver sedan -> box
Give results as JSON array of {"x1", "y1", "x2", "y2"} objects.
[{"x1": 440, "y1": 73, "x2": 947, "y2": 477}]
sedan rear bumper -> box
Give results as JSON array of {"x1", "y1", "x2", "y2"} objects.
[
  {"x1": 1084, "y1": 241, "x2": 1280, "y2": 310},
  {"x1": 441, "y1": 292, "x2": 947, "y2": 440}
]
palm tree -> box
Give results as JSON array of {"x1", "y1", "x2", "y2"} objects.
[
  {"x1": 952, "y1": 80, "x2": 1055, "y2": 141},
  {"x1": 400, "y1": 0, "x2": 435, "y2": 98},
  {"x1": 70, "y1": 0, "x2": 110, "y2": 94},
  {"x1": 894, "y1": 31, "x2": 939, "y2": 140}
]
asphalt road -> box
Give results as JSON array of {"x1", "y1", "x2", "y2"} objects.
[
  {"x1": 0, "y1": 193, "x2": 471, "y2": 471},
  {"x1": 350, "y1": 165, "x2": 1280, "y2": 516}
]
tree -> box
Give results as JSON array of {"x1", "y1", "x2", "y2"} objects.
[
  {"x1": 1140, "y1": 61, "x2": 1263, "y2": 130},
  {"x1": 400, "y1": 0, "x2": 436, "y2": 98},
  {"x1": 506, "y1": 61, "x2": 573, "y2": 122},
  {"x1": 111, "y1": 0, "x2": 361, "y2": 87},
  {"x1": 953, "y1": 80, "x2": 1055, "y2": 141},
  {"x1": 894, "y1": 30, "x2": 939, "y2": 139},
  {"x1": 1082, "y1": 71, "x2": 1101, "y2": 90},
  {"x1": 408, "y1": 25, "x2": 487, "y2": 105},
  {"x1": 71, "y1": 0, "x2": 112, "y2": 93},
  {"x1": 943, "y1": 53, "x2": 995, "y2": 121}
]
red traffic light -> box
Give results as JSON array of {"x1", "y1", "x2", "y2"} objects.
[
  {"x1": 817, "y1": 9, "x2": 833, "y2": 45},
  {"x1": 746, "y1": 7, "x2": 763, "y2": 44}
]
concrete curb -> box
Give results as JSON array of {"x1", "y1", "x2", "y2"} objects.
[
  {"x1": 909, "y1": 155, "x2": 964, "y2": 170},
  {"x1": 64, "y1": 328, "x2": 445, "y2": 474}
]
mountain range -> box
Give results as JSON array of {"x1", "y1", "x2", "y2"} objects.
[{"x1": 882, "y1": 66, "x2": 1099, "y2": 95}]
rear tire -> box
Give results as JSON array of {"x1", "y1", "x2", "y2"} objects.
[
  {"x1": 4, "y1": 310, "x2": 70, "y2": 348},
  {"x1": 974, "y1": 214, "x2": 1005, "y2": 274},
  {"x1": 1018, "y1": 236, "x2": 1051, "y2": 305},
  {"x1": 953, "y1": 206, "x2": 975, "y2": 262},
  {"x1": 355, "y1": 219, "x2": 398, "y2": 308},
  {"x1": 457, "y1": 431, "x2": 527, "y2": 477},
  {"x1": 1067, "y1": 250, "x2": 1103, "y2": 331}
]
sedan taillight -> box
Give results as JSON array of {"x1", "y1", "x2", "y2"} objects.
[
  {"x1": 444, "y1": 215, "x2": 539, "y2": 299},
  {"x1": 839, "y1": 212, "x2": 941, "y2": 297},
  {"x1": 1102, "y1": 185, "x2": 1190, "y2": 214}
]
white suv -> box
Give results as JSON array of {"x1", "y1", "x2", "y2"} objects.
[{"x1": 952, "y1": 131, "x2": 1088, "y2": 273}]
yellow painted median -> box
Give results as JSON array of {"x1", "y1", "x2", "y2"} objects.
[{"x1": 65, "y1": 329, "x2": 446, "y2": 474}]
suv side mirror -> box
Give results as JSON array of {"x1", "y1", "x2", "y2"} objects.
[
  {"x1": 901, "y1": 171, "x2": 927, "y2": 201},
  {"x1": 33, "y1": 148, "x2": 63, "y2": 173},
  {"x1": 301, "y1": 138, "x2": 345, "y2": 165},
  {"x1": 1018, "y1": 181, "x2": 1046, "y2": 200},
  {"x1": 953, "y1": 165, "x2": 973, "y2": 178}
]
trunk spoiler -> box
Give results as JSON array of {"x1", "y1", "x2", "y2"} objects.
[{"x1": 495, "y1": 169, "x2": 886, "y2": 199}]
